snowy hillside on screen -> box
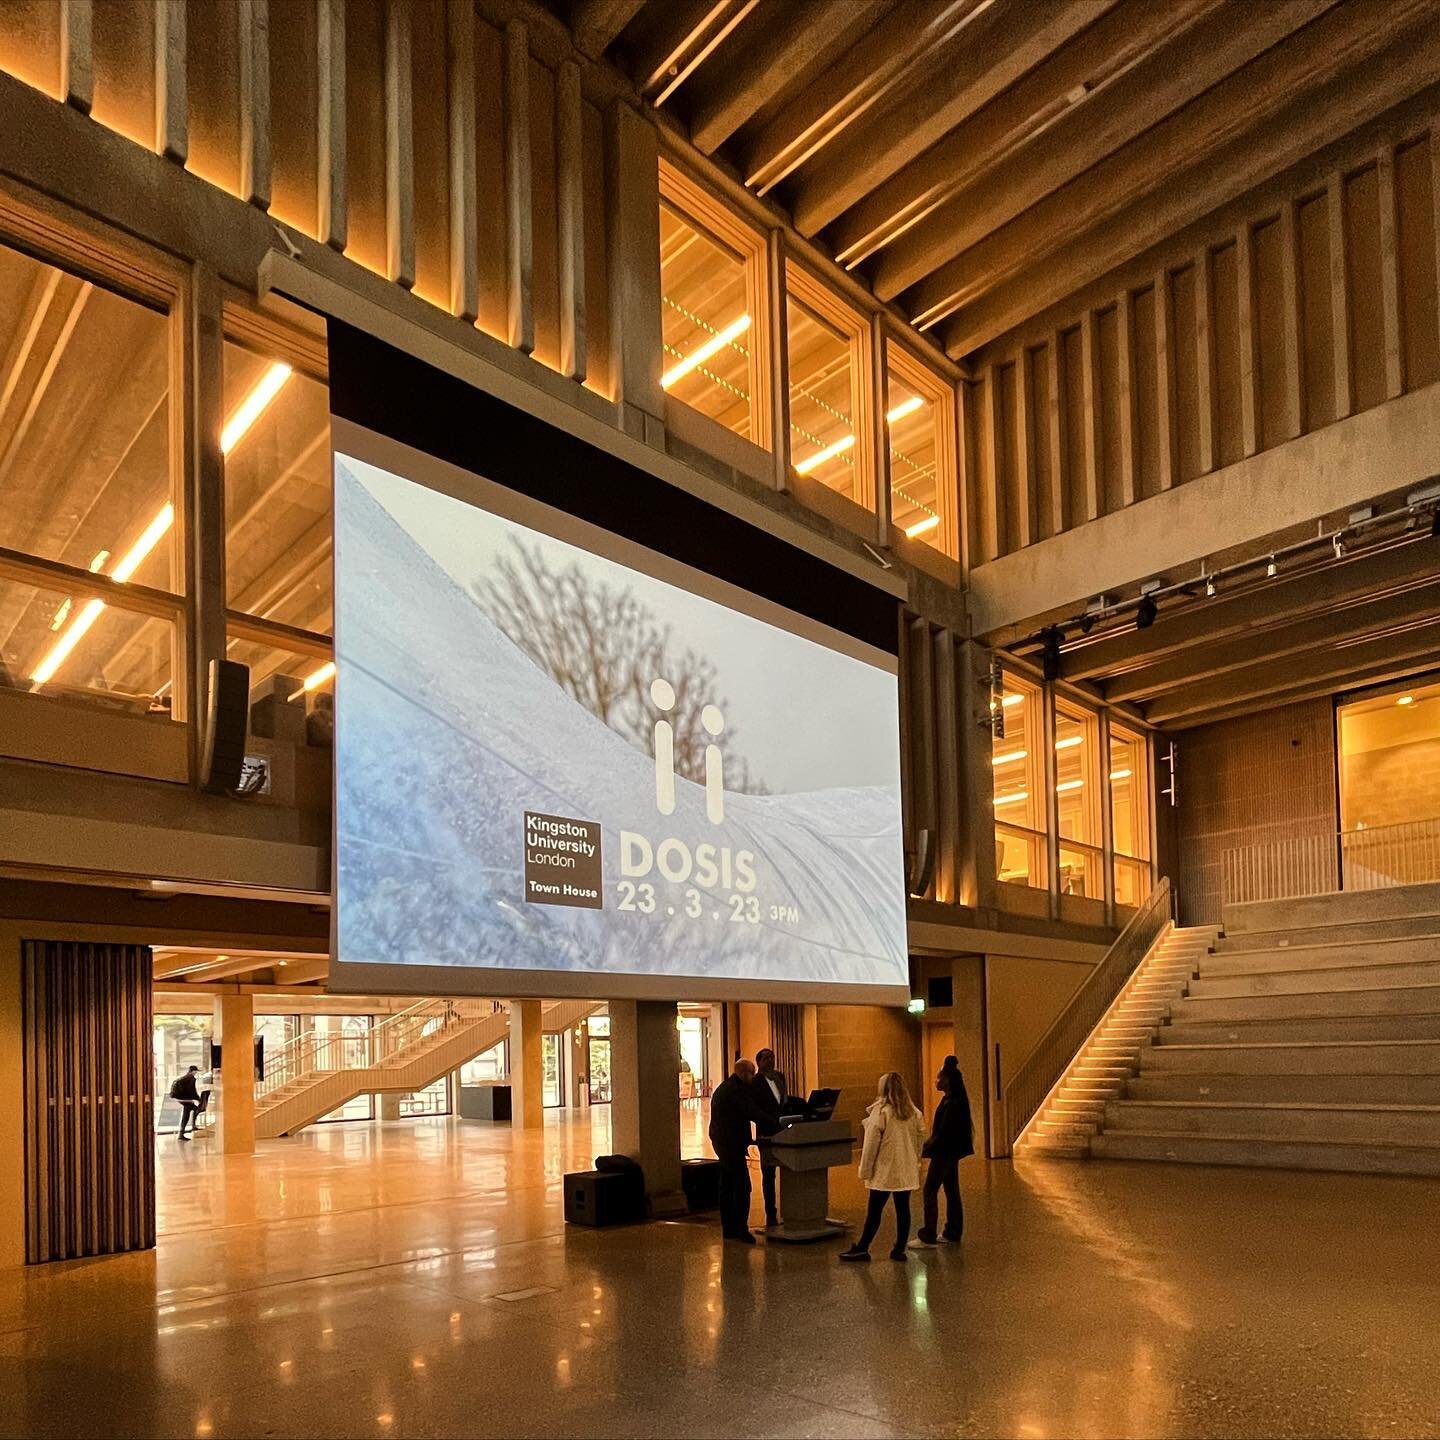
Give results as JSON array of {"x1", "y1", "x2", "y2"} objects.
[{"x1": 333, "y1": 457, "x2": 908, "y2": 990}]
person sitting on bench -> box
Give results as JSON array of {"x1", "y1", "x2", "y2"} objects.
[{"x1": 169, "y1": 1066, "x2": 202, "y2": 1141}]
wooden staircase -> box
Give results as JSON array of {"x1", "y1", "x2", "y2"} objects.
[{"x1": 256, "y1": 997, "x2": 600, "y2": 1138}]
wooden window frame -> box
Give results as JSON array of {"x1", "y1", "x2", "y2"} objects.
[
  {"x1": 885, "y1": 337, "x2": 959, "y2": 561},
  {"x1": 658, "y1": 159, "x2": 775, "y2": 453}
]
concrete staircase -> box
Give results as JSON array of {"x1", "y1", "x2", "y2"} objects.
[
  {"x1": 1020, "y1": 922, "x2": 1220, "y2": 1158},
  {"x1": 1047, "y1": 884, "x2": 1440, "y2": 1176},
  {"x1": 256, "y1": 997, "x2": 599, "y2": 1138}
]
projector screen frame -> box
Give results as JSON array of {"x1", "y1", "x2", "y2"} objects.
[{"x1": 327, "y1": 418, "x2": 912, "y2": 1007}]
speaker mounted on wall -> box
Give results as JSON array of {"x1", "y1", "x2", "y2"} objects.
[
  {"x1": 201, "y1": 659, "x2": 250, "y2": 795},
  {"x1": 907, "y1": 828, "x2": 935, "y2": 898}
]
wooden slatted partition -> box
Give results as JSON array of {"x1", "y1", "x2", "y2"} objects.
[{"x1": 22, "y1": 940, "x2": 155, "y2": 1265}]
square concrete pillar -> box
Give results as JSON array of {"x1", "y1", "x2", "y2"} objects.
[
  {"x1": 213, "y1": 993, "x2": 255, "y2": 1154},
  {"x1": 508, "y1": 1000, "x2": 544, "y2": 1129},
  {"x1": 609, "y1": 999, "x2": 684, "y2": 1213},
  {"x1": 379, "y1": 1093, "x2": 401, "y2": 1121}
]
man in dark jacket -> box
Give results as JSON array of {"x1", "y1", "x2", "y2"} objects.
[
  {"x1": 914, "y1": 1056, "x2": 974, "y2": 1245},
  {"x1": 170, "y1": 1065, "x2": 202, "y2": 1141},
  {"x1": 708, "y1": 1058, "x2": 780, "y2": 1243},
  {"x1": 750, "y1": 1048, "x2": 786, "y2": 1227}
]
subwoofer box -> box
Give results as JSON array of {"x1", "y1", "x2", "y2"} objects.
[{"x1": 563, "y1": 1168, "x2": 646, "y2": 1227}]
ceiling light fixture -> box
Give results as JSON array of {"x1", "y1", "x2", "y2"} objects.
[
  {"x1": 288, "y1": 661, "x2": 337, "y2": 704},
  {"x1": 1136, "y1": 595, "x2": 1158, "y2": 629},
  {"x1": 1055, "y1": 735, "x2": 1083, "y2": 751},
  {"x1": 993, "y1": 791, "x2": 1029, "y2": 807},
  {"x1": 1397, "y1": 695, "x2": 1415, "y2": 706},
  {"x1": 32, "y1": 363, "x2": 293, "y2": 689},
  {"x1": 1001, "y1": 693, "x2": 1024, "y2": 708},
  {"x1": 1056, "y1": 779, "x2": 1084, "y2": 793},
  {"x1": 904, "y1": 513, "x2": 940, "y2": 539},
  {"x1": 1109, "y1": 768, "x2": 1132, "y2": 780},
  {"x1": 885, "y1": 395, "x2": 924, "y2": 425},
  {"x1": 1266, "y1": 556, "x2": 1278, "y2": 578},
  {"x1": 794, "y1": 432, "x2": 856, "y2": 475},
  {"x1": 661, "y1": 314, "x2": 750, "y2": 389},
  {"x1": 991, "y1": 748, "x2": 1028, "y2": 766}
]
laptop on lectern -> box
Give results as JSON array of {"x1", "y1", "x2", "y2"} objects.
[{"x1": 779, "y1": 1089, "x2": 841, "y2": 1124}]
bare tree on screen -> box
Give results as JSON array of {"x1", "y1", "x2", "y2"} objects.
[{"x1": 475, "y1": 539, "x2": 765, "y2": 792}]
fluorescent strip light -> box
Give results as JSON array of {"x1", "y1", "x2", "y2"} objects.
[
  {"x1": 1056, "y1": 779, "x2": 1084, "y2": 793},
  {"x1": 885, "y1": 395, "x2": 924, "y2": 425},
  {"x1": 1055, "y1": 734, "x2": 1084, "y2": 751},
  {"x1": 111, "y1": 503, "x2": 174, "y2": 583},
  {"x1": 288, "y1": 661, "x2": 336, "y2": 703},
  {"x1": 794, "y1": 432, "x2": 856, "y2": 476},
  {"x1": 904, "y1": 514, "x2": 940, "y2": 539},
  {"x1": 661, "y1": 314, "x2": 750, "y2": 390},
  {"x1": 993, "y1": 792, "x2": 1029, "y2": 807},
  {"x1": 31, "y1": 598, "x2": 105, "y2": 686},
  {"x1": 221, "y1": 362, "x2": 292, "y2": 454},
  {"x1": 1109, "y1": 768, "x2": 1132, "y2": 781},
  {"x1": 991, "y1": 748, "x2": 1028, "y2": 766},
  {"x1": 1001, "y1": 693, "x2": 1024, "y2": 708}
]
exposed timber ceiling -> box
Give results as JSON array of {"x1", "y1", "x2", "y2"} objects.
[
  {"x1": 554, "y1": 0, "x2": 1440, "y2": 363},
  {"x1": 1009, "y1": 490, "x2": 1440, "y2": 730}
]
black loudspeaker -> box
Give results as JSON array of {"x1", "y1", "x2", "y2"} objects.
[
  {"x1": 563, "y1": 1168, "x2": 646, "y2": 1227},
  {"x1": 907, "y1": 828, "x2": 935, "y2": 897},
  {"x1": 680, "y1": 1157, "x2": 721, "y2": 1212},
  {"x1": 202, "y1": 659, "x2": 250, "y2": 794}
]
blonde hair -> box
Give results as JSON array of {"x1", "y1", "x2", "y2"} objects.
[{"x1": 876, "y1": 1071, "x2": 916, "y2": 1121}]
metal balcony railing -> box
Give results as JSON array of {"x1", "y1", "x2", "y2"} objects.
[{"x1": 1220, "y1": 817, "x2": 1440, "y2": 906}]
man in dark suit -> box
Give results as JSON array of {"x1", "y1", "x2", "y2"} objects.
[
  {"x1": 708, "y1": 1058, "x2": 779, "y2": 1243},
  {"x1": 750, "y1": 1048, "x2": 786, "y2": 1228}
]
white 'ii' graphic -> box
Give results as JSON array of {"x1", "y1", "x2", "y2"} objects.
[{"x1": 650, "y1": 678, "x2": 725, "y2": 824}]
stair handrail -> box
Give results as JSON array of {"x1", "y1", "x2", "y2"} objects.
[{"x1": 1000, "y1": 876, "x2": 1173, "y2": 1156}]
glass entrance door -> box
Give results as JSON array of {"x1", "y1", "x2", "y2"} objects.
[{"x1": 588, "y1": 1037, "x2": 612, "y2": 1104}]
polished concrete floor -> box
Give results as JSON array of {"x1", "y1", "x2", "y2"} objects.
[{"x1": 1, "y1": 1109, "x2": 1436, "y2": 1439}]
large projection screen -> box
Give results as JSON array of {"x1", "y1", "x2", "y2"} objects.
[{"x1": 330, "y1": 419, "x2": 909, "y2": 1004}]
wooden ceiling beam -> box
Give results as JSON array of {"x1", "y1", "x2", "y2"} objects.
[
  {"x1": 1104, "y1": 579, "x2": 1440, "y2": 704},
  {"x1": 738, "y1": 0, "x2": 984, "y2": 196},
  {"x1": 629, "y1": 0, "x2": 748, "y2": 100},
  {"x1": 826, "y1": 0, "x2": 1199, "y2": 270},
  {"x1": 686, "y1": 0, "x2": 880, "y2": 156},
  {"x1": 931, "y1": 0, "x2": 1440, "y2": 353},
  {"x1": 1061, "y1": 539, "x2": 1440, "y2": 681},
  {"x1": 272, "y1": 959, "x2": 329, "y2": 985},
  {"x1": 1143, "y1": 615, "x2": 1440, "y2": 724},
  {"x1": 569, "y1": 0, "x2": 646, "y2": 59},
  {"x1": 790, "y1": 0, "x2": 1110, "y2": 237},
  {"x1": 871, "y1": 0, "x2": 1330, "y2": 302}
]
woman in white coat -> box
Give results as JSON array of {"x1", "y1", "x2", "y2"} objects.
[{"x1": 839, "y1": 1071, "x2": 928, "y2": 1262}]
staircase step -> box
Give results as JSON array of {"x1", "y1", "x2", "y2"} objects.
[
  {"x1": 1144, "y1": 1038, "x2": 1440, "y2": 1075},
  {"x1": 1217, "y1": 912, "x2": 1440, "y2": 953},
  {"x1": 1126, "y1": 1072, "x2": 1440, "y2": 1105},
  {"x1": 1104, "y1": 1098, "x2": 1440, "y2": 1146},
  {"x1": 1199, "y1": 942, "x2": 1440, "y2": 981},
  {"x1": 1161, "y1": 1011, "x2": 1440, "y2": 1046},
  {"x1": 1090, "y1": 1128, "x2": 1440, "y2": 1177},
  {"x1": 1177, "y1": 982, "x2": 1440, "y2": 1024},
  {"x1": 1221, "y1": 883, "x2": 1440, "y2": 935}
]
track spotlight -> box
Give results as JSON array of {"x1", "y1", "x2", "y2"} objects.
[
  {"x1": 1078, "y1": 612, "x2": 1096, "y2": 635},
  {"x1": 1266, "y1": 556, "x2": 1278, "y2": 579},
  {"x1": 1333, "y1": 533, "x2": 1345, "y2": 559},
  {"x1": 1136, "y1": 595, "x2": 1158, "y2": 630},
  {"x1": 1041, "y1": 627, "x2": 1063, "y2": 683},
  {"x1": 1204, "y1": 576, "x2": 1216, "y2": 598}
]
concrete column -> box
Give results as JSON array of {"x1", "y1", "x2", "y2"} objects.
[
  {"x1": 507, "y1": 999, "x2": 544, "y2": 1129},
  {"x1": 213, "y1": 993, "x2": 255, "y2": 1154},
  {"x1": 379, "y1": 1093, "x2": 401, "y2": 1121},
  {"x1": 609, "y1": 998, "x2": 683, "y2": 1214}
]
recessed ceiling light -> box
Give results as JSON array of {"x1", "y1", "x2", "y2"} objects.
[{"x1": 1397, "y1": 695, "x2": 1414, "y2": 706}]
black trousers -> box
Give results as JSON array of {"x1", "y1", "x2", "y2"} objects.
[
  {"x1": 761, "y1": 1162, "x2": 779, "y2": 1223},
  {"x1": 921, "y1": 1155, "x2": 963, "y2": 1240},
  {"x1": 717, "y1": 1155, "x2": 753, "y2": 1236},
  {"x1": 177, "y1": 1101, "x2": 200, "y2": 1137},
  {"x1": 855, "y1": 1189, "x2": 911, "y2": 1254}
]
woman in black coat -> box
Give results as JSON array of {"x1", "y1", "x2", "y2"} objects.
[{"x1": 913, "y1": 1055, "x2": 974, "y2": 1246}]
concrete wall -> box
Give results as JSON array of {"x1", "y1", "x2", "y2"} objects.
[
  {"x1": 1173, "y1": 698, "x2": 1338, "y2": 924},
  {"x1": 814, "y1": 1004, "x2": 922, "y2": 1130}
]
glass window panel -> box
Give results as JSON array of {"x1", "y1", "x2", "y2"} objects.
[
  {"x1": 315, "y1": 1015, "x2": 375, "y2": 1121},
  {"x1": 0, "y1": 245, "x2": 176, "y2": 592},
  {"x1": 658, "y1": 204, "x2": 754, "y2": 441},
  {"x1": 254, "y1": 1014, "x2": 298, "y2": 1073},
  {"x1": 1059, "y1": 843, "x2": 1104, "y2": 899},
  {"x1": 224, "y1": 629, "x2": 333, "y2": 739},
  {"x1": 1115, "y1": 856, "x2": 1151, "y2": 908},
  {"x1": 587, "y1": 1035, "x2": 611, "y2": 1104},
  {"x1": 222, "y1": 341, "x2": 332, "y2": 633},
  {"x1": 1055, "y1": 705, "x2": 1101, "y2": 847},
  {"x1": 2, "y1": 575, "x2": 177, "y2": 712},
  {"x1": 788, "y1": 298, "x2": 856, "y2": 497},
  {"x1": 886, "y1": 371, "x2": 943, "y2": 546},
  {"x1": 542, "y1": 1031, "x2": 564, "y2": 1108},
  {"x1": 1109, "y1": 727, "x2": 1150, "y2": 860},
  {"x1": 459, "y1": 1041, "x2": 507, "y2": 1086},
  {"x1": 993, "y1": 675, "x2": 1047, "y2": 888},
  {"x1": 398, "y1": 1076, "x2": 450, "y2": 1117},
  {"x1": 153, "y1": 1014, "x2": 213, "y2": 1133}
]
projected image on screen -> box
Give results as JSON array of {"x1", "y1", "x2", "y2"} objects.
[{"x1": 333, "y1": 445, "x2": 908, "y2": 997}]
